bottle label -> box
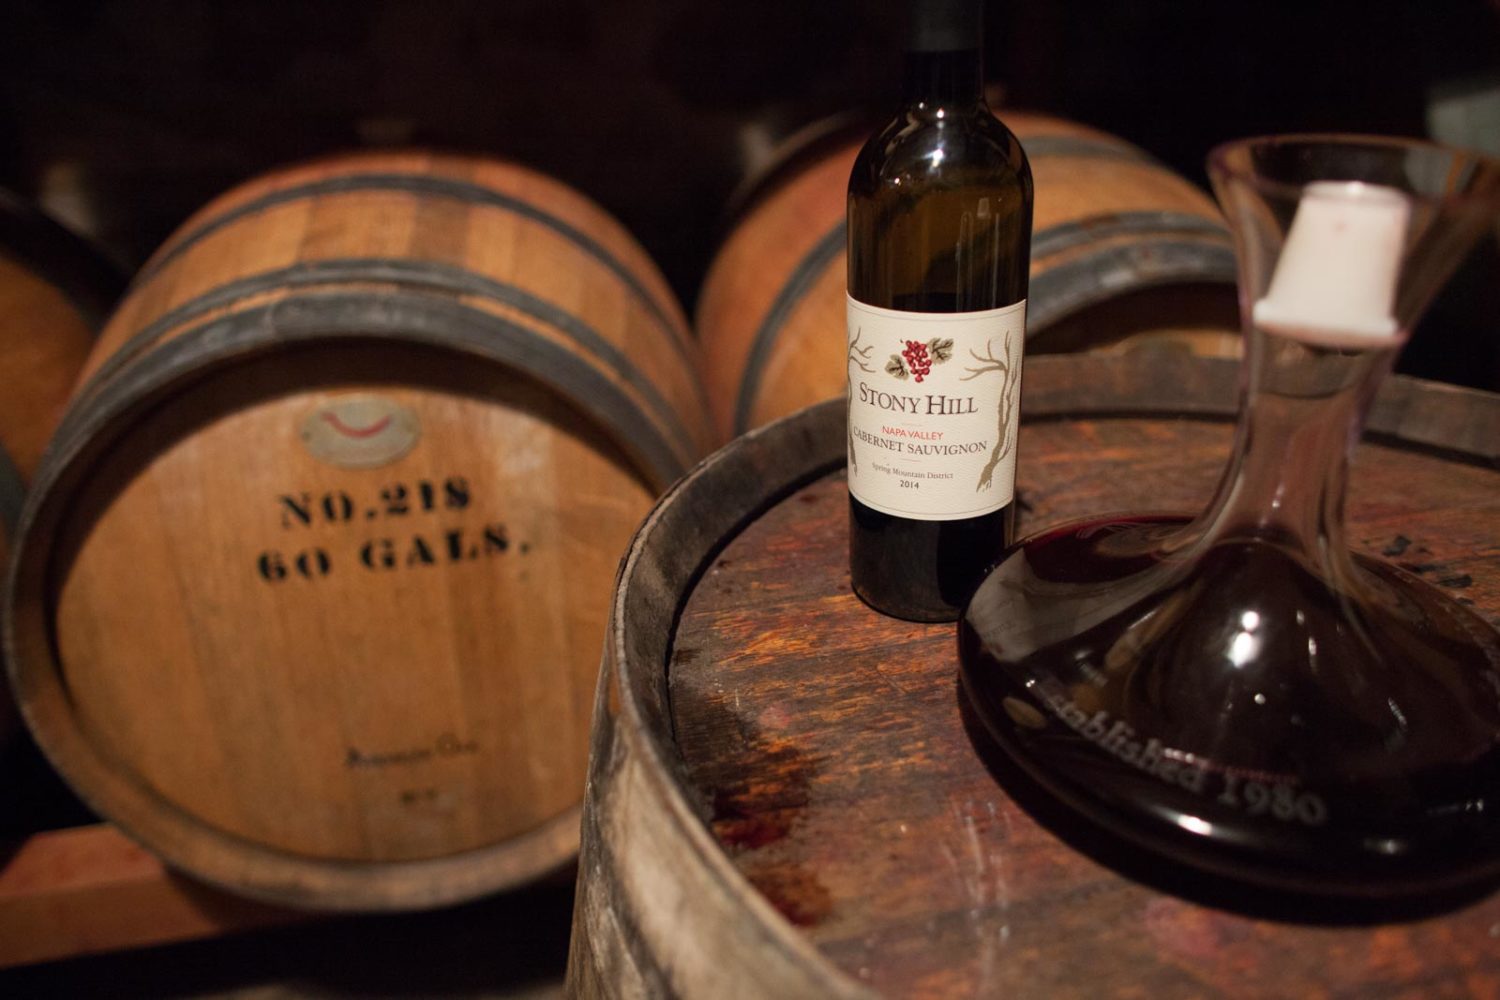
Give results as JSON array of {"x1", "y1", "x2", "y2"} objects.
[{"x1": 846, "y1": 296, "x2": 1025, "y2": 520}]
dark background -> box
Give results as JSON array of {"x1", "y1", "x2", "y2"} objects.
[
  {"x1": 1, "y1": 1, "x2": 1498, "y2": 994},
  {"x1": 2, "y1": 0, "x2": 1497, "y2": 314}
]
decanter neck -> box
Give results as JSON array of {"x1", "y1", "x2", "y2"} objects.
[{"x1": 1194, "y1": 326, "x2": 1397, "y2": 570}]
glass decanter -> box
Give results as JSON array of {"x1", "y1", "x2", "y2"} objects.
[{"x1": 958, "y1": 135, "x2": 1500, "y2": 896}]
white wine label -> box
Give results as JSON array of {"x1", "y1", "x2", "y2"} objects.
[{"x1": 846, "y1": 296, "x2": 1025, "y2": 520}]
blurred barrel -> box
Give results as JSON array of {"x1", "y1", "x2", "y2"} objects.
[
  {"x1": 4, "y1": 152, "x2": 711, "y2": 910},
  {"x1": 0, "y1": 189, "x2": 119, "y2": 561},
  {"x1": 696, "y1": 111, "x2": 1240, "y2": 441},
  {"x1": 0, "y1": 190, "x2": 121, "y2": 742}
]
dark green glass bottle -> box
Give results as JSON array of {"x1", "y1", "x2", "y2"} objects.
[{"x1": 846, "y1": 0, "x2": 1033, "y2": 621}]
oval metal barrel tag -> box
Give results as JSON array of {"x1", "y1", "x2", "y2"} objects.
[{"x1": 301, "y1": 395, "x2": 421, "y2": 469}]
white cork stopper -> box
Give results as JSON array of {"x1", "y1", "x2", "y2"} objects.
[{"x1": 1251, "y1": 180, "x2": 1412, "y2": 348}]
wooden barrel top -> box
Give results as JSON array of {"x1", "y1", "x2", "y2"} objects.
[
  {"x1": 659, "y1": 352, "x2": 1500, "y2": 998},
  {"x1": 5, "y1": 152, "x2": 708, "y2": 910}
]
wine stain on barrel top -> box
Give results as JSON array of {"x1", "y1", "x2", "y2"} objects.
[
  {"x1": 744, "y1": 866, "x2": 835, "y2": 928},
  {"x1": 712, "y1": 792, "x2": 793, "y2": 851},
  {"x1": 688, "y1": 690, "x2": 834, "y2": 928}
]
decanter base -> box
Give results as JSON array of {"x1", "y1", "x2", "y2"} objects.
[{"x1": 958, "y1": 515, "x2": 1500, "y2": 897}]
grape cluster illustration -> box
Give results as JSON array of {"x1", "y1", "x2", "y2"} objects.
[
  {"x1": 902, "y1": 340, "x2": 932, "y2": 382},
  {"x1": 885, "y1": 337, "x2": 953, "y2": 382}
]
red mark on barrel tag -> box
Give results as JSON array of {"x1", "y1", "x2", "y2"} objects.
[{"x1": 321, "y1": 412, "x2": 393, "y2": 439}]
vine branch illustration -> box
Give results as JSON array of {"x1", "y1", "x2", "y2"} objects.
[
  {"x1": 846, "y1": 326, "x2": 875, "y2": 472},
  {"x1": 959, "y1": 336, "x2": 1021, "y2": 491}
]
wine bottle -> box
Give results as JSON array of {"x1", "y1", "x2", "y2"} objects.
[{"x1": 846, "y1": 0, "x2": 1033, "y2": 621}]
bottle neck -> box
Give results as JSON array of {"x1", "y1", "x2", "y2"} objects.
[{"x1": 902, "y1": 48, "x2": 984, "y2": 108}]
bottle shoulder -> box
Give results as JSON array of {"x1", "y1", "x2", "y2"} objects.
[{"x1": 850, "y1": 105, "x2": 1032, "y2": 198}]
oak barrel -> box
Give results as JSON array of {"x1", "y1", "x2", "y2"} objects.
[
  {"x1": 567, "y1": 352, "x2": 1500, "y2": 998},
  {"x1": 4, "y1": 151, "x2": 712, "y2": 910},
  {"x1": 695, "y1": 112, "x2": 1239, "y2": 441},
  {"x1": 0, "y1": 189, "x2": 119, "y2": 563},
  {"x1": 0, "y1": 191, "x2": 120, "y2": 742}
]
